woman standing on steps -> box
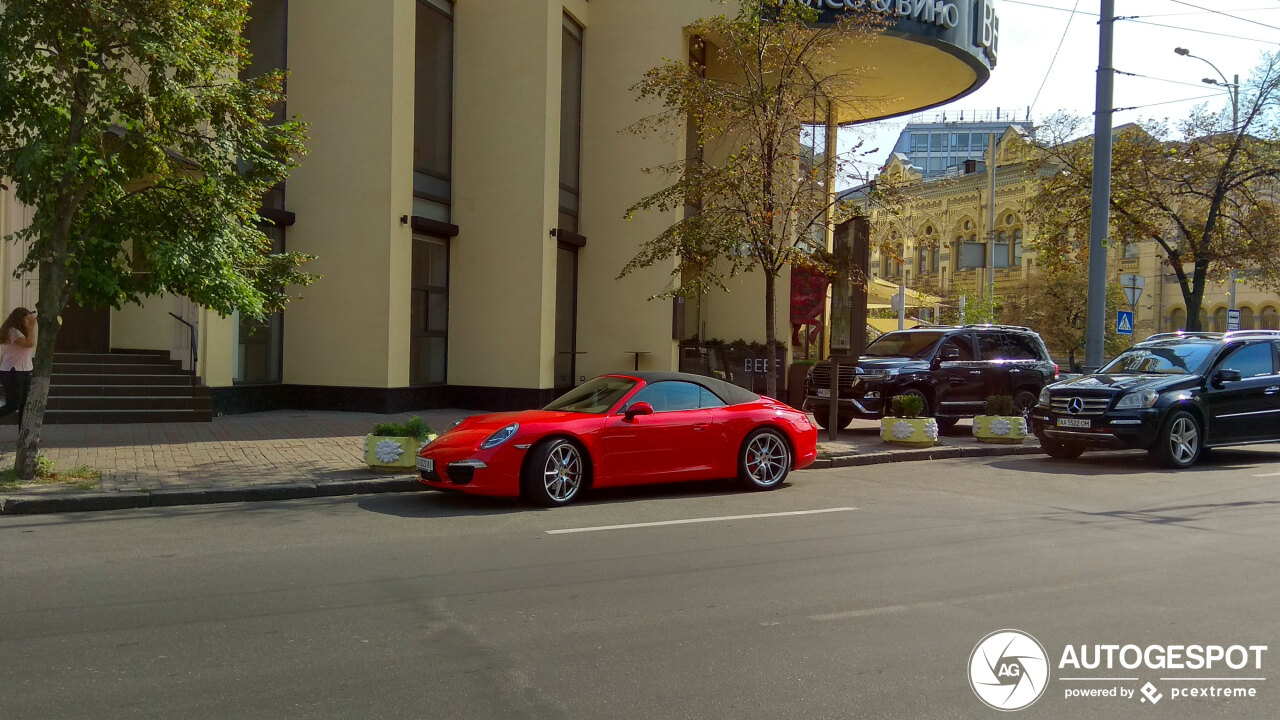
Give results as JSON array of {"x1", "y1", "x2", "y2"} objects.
[{"x1": 0, "y1": 307, "x2": 36, "y2": 427}]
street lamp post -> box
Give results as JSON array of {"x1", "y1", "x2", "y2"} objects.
[{"x1": 1175, "y1": 47, "x2": 1240, "y2": 316}]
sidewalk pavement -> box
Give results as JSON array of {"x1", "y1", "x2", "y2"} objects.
[{"x1": 0, "y1": 410, "x2": 1042, "y2": 515}]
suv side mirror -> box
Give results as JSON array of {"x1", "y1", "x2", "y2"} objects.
[
  {"x1": 940, "y1": 347, "x2": 960, "y2": 362},
  {"x1": 624, "y1": 401, "x2": 654, "y2": 419},
  {"x1": 1213, "y1": 368, "x2": 1243, "y2": 387}
]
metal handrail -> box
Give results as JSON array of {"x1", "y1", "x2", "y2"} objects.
[
  {"x1": 167, "y1": 312, "x2": 198, "y2": 374},
  {"x1": 1143, "y1": 331, "x2": 1222, "y2": 342}
]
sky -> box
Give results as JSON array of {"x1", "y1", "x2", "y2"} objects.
[{"x1": 839, "y1": 0, "x2": 1280, "y2": 186}]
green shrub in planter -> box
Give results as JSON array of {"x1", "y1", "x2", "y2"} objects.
[
  {"x1": 889, "y1": 394, "x2": 925, "y2": 419},
  {"x1": 365, "y1": 416, "x2": 437, "y2": 471},
  {"x1": 984, "y1": 395, "x2": 1015, "y2": 416}
]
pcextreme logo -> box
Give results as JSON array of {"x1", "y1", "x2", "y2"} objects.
[{"x1": 968, "y1": 630, "x2": 1051, "y2": 711}]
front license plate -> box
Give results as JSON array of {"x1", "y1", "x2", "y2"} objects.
[
  {"x1": 1056, "y1": 418, "x2": 1090, "y2": 429},
  {"x1": 416, "y1": 457, "x2": 434, "y2": 473},
  {"x1": 816, "y1": 388, "x2": 831, "y2": 398}
]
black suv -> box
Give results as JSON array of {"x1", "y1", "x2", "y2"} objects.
[
  {"x1": 1029, "y1": 331, "x2": 1280, "y2": 468},
  {"x1": 805, "y1": 325, "x2": 1058, "y2": 430}
]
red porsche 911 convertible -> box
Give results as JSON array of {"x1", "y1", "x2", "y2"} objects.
[{"x1": 416, "y1": 372, "x2": 817, "y2": 506}]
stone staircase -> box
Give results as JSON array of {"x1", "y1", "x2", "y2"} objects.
[{"x1": 43, "y1": 351, "x2": 212, "y2": 424}]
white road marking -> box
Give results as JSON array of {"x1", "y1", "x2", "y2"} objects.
[
  {"x1": 809, "y1": 581, "x2": 1108, "y2": 622},
  {"x1": 1252, "y1": 472, "x2": 1280, "y2": 478},
  {"x1": 545, "y1": 507, "x2": 857, "y2": 535}
]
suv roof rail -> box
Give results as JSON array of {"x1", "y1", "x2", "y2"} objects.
[
  {"x1": 1142, "y1": 331, "x2": 1223, "y2": 342},
  {"x1": 1224, "y1": 329, "x2": 1280, "y2": 340},
  {"x1": 961, "y1": 323, "x2": 1035, "y2": 332}
]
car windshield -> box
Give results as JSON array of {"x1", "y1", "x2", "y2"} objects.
[
  {"x1": 1098, "y1": 343, "x2": 1217, "y2": 375},
  {"x1": 864, "y1": 331, "x2": 944, "y2": 359},
  {"x1": 543, "y1": 376, "x2": 638, "y2": 414}
]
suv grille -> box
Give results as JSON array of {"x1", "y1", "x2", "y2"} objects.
[
  {"x1": 809, "y1": 365, "x2": 883, "y2": 388},
  {"x1": 1051, "y1": 396, "x2": 1112, "y2": 416}
]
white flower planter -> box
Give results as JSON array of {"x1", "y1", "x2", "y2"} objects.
[
  {"x1": 364, "y1": 433, "x2": 438, "y2": 472},
  {"x1": 880, "y1": 417, "x2": 939, "y2": 447},
  {"x1": 972, "y1": 415, "x2": 1028, "y2": 444}
]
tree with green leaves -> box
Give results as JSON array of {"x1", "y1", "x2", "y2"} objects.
[
  {"x1": 999, "y1": 266, "x2": 1129, "y2": 370},
  {"x1": 0, "y1": 0, "x2": 313, "y2": 479},
  {"x1": 620, "y1": 0, "x2": 885, "y2": 398},
  {"x1": 1026, "y1": 53, "x2": 1280, "y2": 332}
]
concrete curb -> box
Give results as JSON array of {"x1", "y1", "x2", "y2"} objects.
[
  {"x1": 0, "y1": 445, "x2": 1045, "y2": 516},
  {"x1": 0, "y1": 476, "x2": 421, "y2": 515},
  {"x1": 810, "y1": 442, "x2": 1042, "y2": 469}
]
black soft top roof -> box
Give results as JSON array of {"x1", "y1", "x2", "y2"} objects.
[{"x1": 614, "y1": 371, "x2": 761, "y2": 406}]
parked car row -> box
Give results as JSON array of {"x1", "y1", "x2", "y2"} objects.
[{"x1": 410, "y1": 328, "x2": 1280, "y2": 507}]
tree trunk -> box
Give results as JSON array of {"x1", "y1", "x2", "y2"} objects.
[
  {"x1": 764, "y1": 271, "x2": 778, "y2": 399},
  {"x1": 1181, "y1": 260, "x2": 1209, "y2": 332},
  {"x1": 16, "y1": 264, "x2": 69, "y2": 480}
]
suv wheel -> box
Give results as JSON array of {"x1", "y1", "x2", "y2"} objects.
[
  {"x1": 1042, "y1": 438, "x2": 1086, "y2": 460},
  {"x1": 1012, "y1": 390, "x2": 1038, "y2": 416},
  {"x1": 1150, "y1": 410, "x2": 1202, "y2": 469}
]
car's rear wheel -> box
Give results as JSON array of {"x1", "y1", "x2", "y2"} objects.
[
  {"x1": 1013, "y1": 390, "x2": 1038, "y2": 416},
  {"x1": 1150, "y1": 411, "x2": 1202, "y2": 469},
  {"x1": 1042, "y1": 438, "x2": 1086, "y2": 460},
  {"x1": 935, "y1": 417, "x2": 960, "y2": 431},
  {"x1": 811, "y1": 412, "x2": 853, "y2": 431},
  {"x1": 524, "y1": 438, "x2": 586, "y2": 506},
  {"x1": 739, "y1": 428, "x2": 791, "y2": 490}
]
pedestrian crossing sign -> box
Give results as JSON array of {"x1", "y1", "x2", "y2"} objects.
[{"x1": 1117, "y1": 311, "x2": 1134, "y2": 335}]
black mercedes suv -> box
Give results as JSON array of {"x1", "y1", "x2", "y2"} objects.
[
  {"x1": 1029, "y1": 331, "x2": 1280, "y2": 468},
  {"x1": 805, "y1": 325, "x2": 1058, "y2": 430}
]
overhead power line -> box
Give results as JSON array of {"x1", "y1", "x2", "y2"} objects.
[
  {"x1": 1113, "y1": 92, "x2": 1225, "y2": 113},
  {"x1": 1162, "y1": 0, "x2": 1280, "y2": 33},
  {"x1": 1030, "y1": 0, "x2": 1082, "y2": 114},
  {"x1": 1115, "y1": 69, "x2": 1217, "y2": 90}
]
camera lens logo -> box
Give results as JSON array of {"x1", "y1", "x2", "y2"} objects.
[{"x1": 969, "y1": 630, "x2": 1050, "y2": 712}]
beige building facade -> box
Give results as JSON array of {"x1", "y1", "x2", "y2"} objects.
[
  {"x1": 3, "y1": 0, "x2": 1003, "y2": 415},
  {"x1": 858, "y1": 124, "x2": 1280, "y2": 344}
]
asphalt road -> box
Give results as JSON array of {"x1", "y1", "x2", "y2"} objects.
[{"x1": 3, "y1": 447, "x2": 1280, "y2": 719}]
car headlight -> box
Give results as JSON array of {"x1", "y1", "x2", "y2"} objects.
[
  {"x1": 1039, "y1": 387, "x2": 1051, "y2": 405},
  {"x1": 480, "y1": 423, "x2": 519, "y2": 449},
  {"x1": 1114, "y1": 390, "x2": 1158, "y2": 410}
]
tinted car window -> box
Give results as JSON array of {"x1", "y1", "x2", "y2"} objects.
[
  {"x1": 864, "y1": 331, "x2": 944, "y2": 359},
  {"x1": 699, "y1": 387, "x2": 726, "y2": 408},
  {"x1": 977, "y1": 333, "x2": 1004, "y2": 361},
  {"x1": 1100, "y1": 342, "x2": 1216, "y2": 375},
  {"x1": 1220, "y1": 343, "x2": 1275, "y2": 378},
  {"x1": 627, "y1": 381, "x2": 703, "y2": 413},
  {"x1": 1003, "y1": 334, "x2": 1043, "y2": 361},
  {"x1": 939, "y1": 333, "x2": 976, "y2": 361}
]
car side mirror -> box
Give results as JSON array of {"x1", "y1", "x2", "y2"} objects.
[
  {"x1": 624, "y1": 401, "x2": 654, "y2": 420},
  {"x1": 1214, "y1": 368, "x2": 1242, "y2": 387},
  {"x1": 939, "y1": 347, "x2": 960, "y2": 364}
]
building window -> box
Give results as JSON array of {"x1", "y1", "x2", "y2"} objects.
[
  {"x1": 1169, "y1": 308, "x2": 1187, "y2": 331},
  {"x1": 1122, "y1": 240, "x2": 1140, "y2": 259},
  {"x1": 414, "y1": 0, "x2": 453, "y2": 223},
  {"x1": 558, "y1": 14, "x2": 584, "y2": 232},
  {"x1": 1212, "y1": 307, "x2": 1228, "y2": 332},
  {"x1": 1240, "y1": 306, "x2": 1256, "y2": 330},
  {"x1": 952, "y1": 133, "x2": 969, "y2": 150},
  {"x1": 1262, "y1": 306, "x2": 1279, "y2": 330},
  {"x1": 993, "y1": 231, "x2": 1009, "y2": 269},
  {"x1": 931, "y1": 245, "x2": 940, "y2": 273},
  {"x1": 1013, "y1": 229, "x2": 1023, "y2": 266},
  {"x1": 911, "y1": 133, "x2": 928, "y2": 152},
  {"x1": 930, "y1": 133, "x2": 946, "y2": 152},
  {"x1": 411, "y1": 237, "x2": 449, "y2": 386},
  {"x1": 236, "y1": 1, "x2": 288, "y2": 385}
]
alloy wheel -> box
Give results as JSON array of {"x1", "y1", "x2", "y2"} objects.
[
  {"x1": 744, "y1": 432, "x2": 789, "y2": 487},
  {"x1": 543, "y1": 443, "x2": 583, "y2": 502},
  {"x1": 1169, "y1": 416, "x2": 1199, "y2": 465}
]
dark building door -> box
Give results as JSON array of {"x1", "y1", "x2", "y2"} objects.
[{"x1": 54, "y1": 301, "x2": 110, "y2": 353}]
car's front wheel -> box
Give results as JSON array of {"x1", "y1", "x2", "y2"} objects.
[
  {"x1": 1150, "y1": 410, "x2": 1202, "y2": 469},
  {"x1": 739, "y1": 428, "x2": 791, "y2": 490},
  {"x1": 1042, "y1": 438, "x2": 1086, "y2": 460},
  {"x1": 1013, "y1": 390, "x2": 1039, "y2": 416},
  {"x1": 524, "y1": 438, "x2": 587, "y2": 506}
]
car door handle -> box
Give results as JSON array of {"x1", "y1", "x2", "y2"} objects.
[
  {"x1": 692, "y1": 423, "x2": 709, "y2": 431},
  {"x1": 1267, "y1": 386, "x2": 1280, "y2": 395},
  {"x1": 969, "y1": 370, "x2": 982, "y2": 375}
]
